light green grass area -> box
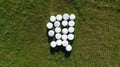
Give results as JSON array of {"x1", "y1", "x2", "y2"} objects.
[{"x1": 0, "y1": 0, "x2": 120, "y2": 67}]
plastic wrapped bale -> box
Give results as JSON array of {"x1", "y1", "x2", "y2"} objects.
[
  {"x1": 55, "y1": 33, "x2": 62, "y2": 40},
  {"x1": 68, "y1": 20, "x2": 75, "y2": 27},
  {"x1": 50, "y1": 16, "x2": 56, "y2": 22},
  {"x1": 62, "y1": 28, "x2": 68, "y2": 34},
  {"x1": 46, "y1": 22, "x2": 53, "y2": 29},
  {"x1": 48, "y1": 30, "x2": 55, "y2": 37},
  {"x1": 54, "y1": 21, "x2": 60, "y2": 27},
  {"x1": 62, "y1": 34, "x2": 68, "y2": 40},
  {"x1": 70, "y1": 14, "x2": 76, "y2": 20},
  {"x1": 62, "y1": 20, "x2": 68, "y2": 27},
  {"x1": 56, "y1": 14, "x2": 62, "y2": 21},
  {"x1": 50, "y1": 41, "x2": 56, "y2": 48},
  {"x1": 68, "y1": 27, "x2": 74, "y2": 33},
  {"x1": 66, "y1": 45, "x2": 72, "y2": 51},
  {"x1": 63, "y1": 13, "x2": 69, "y2": 20},
  {"x1": 55, "y1": 27, "x2": 61, "y2": 33},
  {"x1": 56, "y1": 39, "x2": 62, "y2": 46},
  {"x1": 68, "y1": 34, "x2": 74, "y2": 40},
  {"x1": 62, "y1": 40, "x2": 69, "y2": 47}
]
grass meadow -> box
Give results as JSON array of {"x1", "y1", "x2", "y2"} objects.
[{"x1": 0, "y1": 0, "x2": 120, "y2": 67}]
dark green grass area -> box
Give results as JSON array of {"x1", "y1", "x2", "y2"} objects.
[{"x1": 0, "y1": 0, "x2": 120, "y2": 67}]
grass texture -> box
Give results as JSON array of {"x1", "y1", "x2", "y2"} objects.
[{"x1": 0, "y1": 0, "x2": 120, "y2": 67}]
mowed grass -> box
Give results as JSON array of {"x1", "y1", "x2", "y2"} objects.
[{"x1": 0, "y1": 0, "x2": 120, "y2": 67}]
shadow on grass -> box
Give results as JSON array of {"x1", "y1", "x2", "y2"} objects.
[
  {"x1": 50, "y1": 46, "x2": 72, "y2": 58},
  {"x1": 49, "y1": 39, "x2": 74, "y2": 58}
]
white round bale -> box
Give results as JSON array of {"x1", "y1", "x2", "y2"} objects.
[
  {"x1": 68, "y1": 27, "x2": 74, "y2": 33},
  {"x1": 66, "y1": 45, "x2": 72, "y2": 51},
  {"x1": 62, "y1": 40, "x2": 69, "y2": 47},
  {"x1": 55, "y1": 27, "x2": 61, "y2": 33},
  {"x1": 69, "y1": 20, "x2": 75, "y2": 27},
  {"x1": 54, "y1": 21, "x2": 60, "y2": 27},
  {"x1": 55, "y1": 33, "x2": 62, "y2": 40},
  {"x1": 62, "y1": 20, "x2": 68, "y2": 27},
  {"x1": 46, "y1": 22, "x2": 53, "y2": 29},
  {"x1": 50, "y1": 41, "x2": 56, "y2": 48},
  {"x1": 62, "y1": 28, "x2": 68, "y2": 34},
  {"x1": 68, "y1": 34, "x2": 74, "y2": 40},
  {"x1": 62, "y1": 34, "x2": 68, "y2": 40},
  {"x1": 48, "y1": 30, "x2": 55, "y2": 37},
  {"x1": 56, "y1": 14, "x2": 62, "y2": 21},
  {"x1": 56, "y1": 39, "x2": 62, "y2": 46},
  {"x1": 63, "y1": 13, "x2": 69, "y2": 20},
  {"x1": 70, "y1": 14, "x2": 76, "y2": 20},
  {"x1": 50, "y1": 16, "x2": 56, "y2": 22}
]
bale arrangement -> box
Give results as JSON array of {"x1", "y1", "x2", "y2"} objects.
[{"x1": 47, "y1": 13, "x2": 76, "y2": 52}]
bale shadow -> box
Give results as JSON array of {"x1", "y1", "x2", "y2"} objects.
[
  {"x1": 64, "y1": 51, "x2": 71, "y2": 58},
  {"x1": 50, "y1": 46, "x2": 63, "y2": 55},
  {"x1": 49, "y1": 40, "x2": 74, "y2": 58},
  {"x1": 50, "y1": 46, "x2": 71, "y2": 58},
  {"x1": 69, "y1": 40, "x2": 74, "y2": 45},
  {"x1": 50, "y1": 47, "x2": 56, "y2": 54}
]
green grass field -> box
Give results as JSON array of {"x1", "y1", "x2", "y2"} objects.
[{"x1": 0, "y1": 0, "x2": 120, "y2": 67}]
